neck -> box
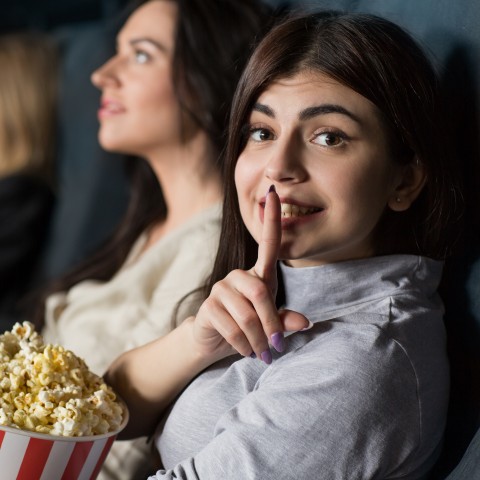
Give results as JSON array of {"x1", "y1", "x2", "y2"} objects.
[{"x1": 146, "y1": 132, "x2": 223, "y2": 238}]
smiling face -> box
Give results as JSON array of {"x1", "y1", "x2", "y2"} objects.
[
  {"x1": 235, "y1": 71, "x2": 407, "y2": 268},
  {"x1": 91, "y1": 0, "x2": 184, "y2": 157}
]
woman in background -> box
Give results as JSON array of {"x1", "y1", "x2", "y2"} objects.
[
  {"x1": 32, "y1": 0, "x2": 279, "y2": 478},
  {"x1": 0, "y1": 32, "x2": 57, "y2": 331}
]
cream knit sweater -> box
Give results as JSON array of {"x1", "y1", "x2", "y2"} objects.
[{"x1": 42, "y1": 203, "x2": 222, "y2": 480}]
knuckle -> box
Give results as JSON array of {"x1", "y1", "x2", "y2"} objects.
[
  {"x1": 248, "y1": 283, "x2": 269, "y2": 303},
  {"x1": 262, "y1": 314, "x2": 279, "y2": 328},
  {"x1": 201, "y1": 296, "x2": 218, "y2": 311},
  {"x1": 199, "y1": 296, "x2": 223, "y2": 319},
  {"x1": 226, "y1": 269, "x2": 245, "y2": 282},
  {"x1": 236, "y1": 310, "x2": 258, "y2": 329},
  {"x1": 223, "y1": 326, "x2": 244, "y2": 346},
  {"x1": 262, "y1": 236, "x2": 277, "y2": 247},
  {"x1": 210, "y1": 280, "x2": 225, "y2": 297}
]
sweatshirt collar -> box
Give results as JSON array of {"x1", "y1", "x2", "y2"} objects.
[{"x1": 279, "y1": 255, "x2": 443, "y2": 323}]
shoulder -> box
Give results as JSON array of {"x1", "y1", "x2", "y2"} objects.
[
  {"x1": 187, "y1": 204, "x2": 222, "y2": 236},
  {"x1": 267, "y1": 322, "x2": 420, "y2": 407},
  {"x1": 0, "y1": 173, "x2": 55, "y2": 214},
  {"x1": 0, "y1": 174, "x2": 55, "y2": 237},
  {"x1": 232, "y1": 324, "x2": 425, "y2": 477},
  {"x1": 174, "y1": 204, "x2": 222, "y2": 252},
  {"x1": 0, "y1": 172, "x2": 53, "y2": 196}
]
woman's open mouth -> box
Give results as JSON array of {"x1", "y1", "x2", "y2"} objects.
[
  {"x1": 259, "y1": 198, "x2": 325, "y2": 227},
  {"x1": 280, "y1": 202, "x2": 323, "y2": 218}
]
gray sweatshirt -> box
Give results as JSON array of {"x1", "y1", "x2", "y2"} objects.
[{"x1": 149, "y1": 255, "x2": 449, "y2": 479}]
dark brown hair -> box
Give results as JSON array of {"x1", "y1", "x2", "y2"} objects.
[
  {"x1": 32, "y1": 0, "x2": 279, "y2": 327},
  {"x1": 206, "y1": 11, "x2": 462, "y2": 295}
]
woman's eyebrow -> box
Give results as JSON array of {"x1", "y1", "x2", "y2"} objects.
[
  {"x1": 129, "y1": 37, "x2": 168, "y2": 53},
  {"x1": 252, "y1": 103, "x2": 275, "y2": 118},
  {"x1": 253, "y1": 102, "x2": 362, "y2": 124},
  {"x1": 299, "y1": 104, "x2": 361, "y2": 124}
]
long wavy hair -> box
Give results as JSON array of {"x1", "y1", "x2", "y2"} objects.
[
  {"x1": 205, "y1": 11, "x2": 463, "y2": 296},
  {"x1": 32, "y1": 0, "x2": 279, "y2": 327},
  {"x1": 0, "y1": 32, "x2": 58, "y2": 182}
]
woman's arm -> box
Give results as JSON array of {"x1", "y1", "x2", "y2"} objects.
[
  {"x1": 104, "y1": 316, "x2": 221, "y2": 439},
  {"x1": 145, "y1": 330, "x2": 420, "y2": 480},
  {"x1": 105, "y1": 187, "x2": 309, "y2": 438}
]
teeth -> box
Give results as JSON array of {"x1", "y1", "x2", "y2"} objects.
[{"x1": 280, "y1": 203, "x2": 319, "y2": 217}]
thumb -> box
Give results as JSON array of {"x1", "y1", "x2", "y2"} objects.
[{"x1": 279, "y1": 309, "x2": 313, "y2": 333}]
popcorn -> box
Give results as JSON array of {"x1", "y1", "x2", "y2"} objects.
[{"x1": 0, "y1": 322, "x2": 124, "y2": 437}]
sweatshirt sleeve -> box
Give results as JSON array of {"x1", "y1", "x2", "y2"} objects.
[{"x1": 148, "y1": 327, "x2": 423, "y2": 480}]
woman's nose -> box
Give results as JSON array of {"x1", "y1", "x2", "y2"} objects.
[
  {"x1": 265, "y1": 136, "x2": 306, "y2": 183},
  {"x1": 90, "y1": 56, "x2": 120, "y2": 89}
]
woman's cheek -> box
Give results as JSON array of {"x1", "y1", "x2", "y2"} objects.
[{"x1": 235, "y1": 153, "x2": 265, "y2": 240}]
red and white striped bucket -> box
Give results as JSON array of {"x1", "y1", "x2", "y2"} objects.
[{"x1": 0, "y1": 403, "x2": 128, "y2": 480}]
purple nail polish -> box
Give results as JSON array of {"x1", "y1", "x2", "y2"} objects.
[
  {"x1": 250, "y1": 352, "x2": 257, "y2": 359},
  {"x1": 268, "y1": 184, "x2": 276, "y2": 194},
  {"x1": 261, "y1": 349, "x2": 272, "y2": 365},
  {"x1": 271, "y1": 332, "x2": 284, "y2": 353}
]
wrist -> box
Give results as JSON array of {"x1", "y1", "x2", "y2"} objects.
[{"x1": 183, "y1": 315, "x2": 232, "y2": 369}]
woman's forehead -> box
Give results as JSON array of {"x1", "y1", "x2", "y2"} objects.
[{"x1": 252, "y1": 71, "x2": 379, "y2": 121}]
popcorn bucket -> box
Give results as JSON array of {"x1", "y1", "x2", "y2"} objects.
[{"x1": 0, "y1": 403, "x2": 128, "y2": 480}]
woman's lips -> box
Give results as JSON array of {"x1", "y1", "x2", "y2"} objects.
[
  {"x1": 280, "y1": 202, "x2": 323, "y2": 218},
  {"x1": 97, "y1": 99, "x2": 126, "y2": 119},
  {"x1": 259, "y1": 197, "x2": 325, "y2": 226}
]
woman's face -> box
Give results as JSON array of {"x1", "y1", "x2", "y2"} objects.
[
  {"x1": 91, "y1": 0, "x2": 182, "y2": 157},
  {"x1": 235, "y1": 71, "x2": 405, "y2": 267}
]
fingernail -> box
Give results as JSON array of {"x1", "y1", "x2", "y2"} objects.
[
  {"x1": 271, "y1": 332, "x2": 284, "y2": 353},
  {"x1": 300, "y1": 320, "x2": 314, "y2": 331},
  {"x1": 261, "y1": 349, "x2": 272, "y2": 365},
  {"x1": 265, "y1": 184, "x2": 276, "y2": 198},
  {"x1": 250, "y1": 352, "x2": 257, "y2": 359}
]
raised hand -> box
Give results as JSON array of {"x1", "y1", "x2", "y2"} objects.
[
  {"x1": 193, "y1": 185, "x2": 310, "y2": 364},
  {"x1": 105, "y1": 186, "x2": 312, "y2": 438}
]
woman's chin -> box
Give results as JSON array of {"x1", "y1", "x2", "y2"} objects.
[{"x1": 98, "y1": 135, "x2": 134, "y2": 156}]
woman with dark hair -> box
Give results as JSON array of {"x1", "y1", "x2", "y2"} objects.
[
  {"x1": 32, "y1": 0, "x2": 277, "y2": 478},
  {"x1": 106, "y1": 10, "x2": 462, "y2": 479}
]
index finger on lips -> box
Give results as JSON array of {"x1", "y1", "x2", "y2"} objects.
[
  {"x1": 254, "y1": 185, "x2": 281, "y2": 282},
  {"x1": 252, "y1": 185, "x2": 285, "y2": 356}
]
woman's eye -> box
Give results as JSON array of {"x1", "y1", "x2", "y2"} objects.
[
  {"x1": 313, "y1": 132, "x2": 345, "y2": 147},
  {"x1": 134, "y1": 51, "x2": 150, "y2": 64},
  {"x1": 250, "y1": 128, "x2": 274, "y2": 142}
]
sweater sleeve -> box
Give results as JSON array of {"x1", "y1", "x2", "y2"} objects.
[{"x1": 148, "y1": 326, "x2": 423, "y2": 480}]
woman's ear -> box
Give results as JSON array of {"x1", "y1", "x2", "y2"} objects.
[{"x1": 388, "y1": 158, "x2": 427, "y2": 212}]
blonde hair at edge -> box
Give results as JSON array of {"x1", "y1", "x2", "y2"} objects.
[{"x1": 0, "y1": 32, "x2": 58, "y2": 179}]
